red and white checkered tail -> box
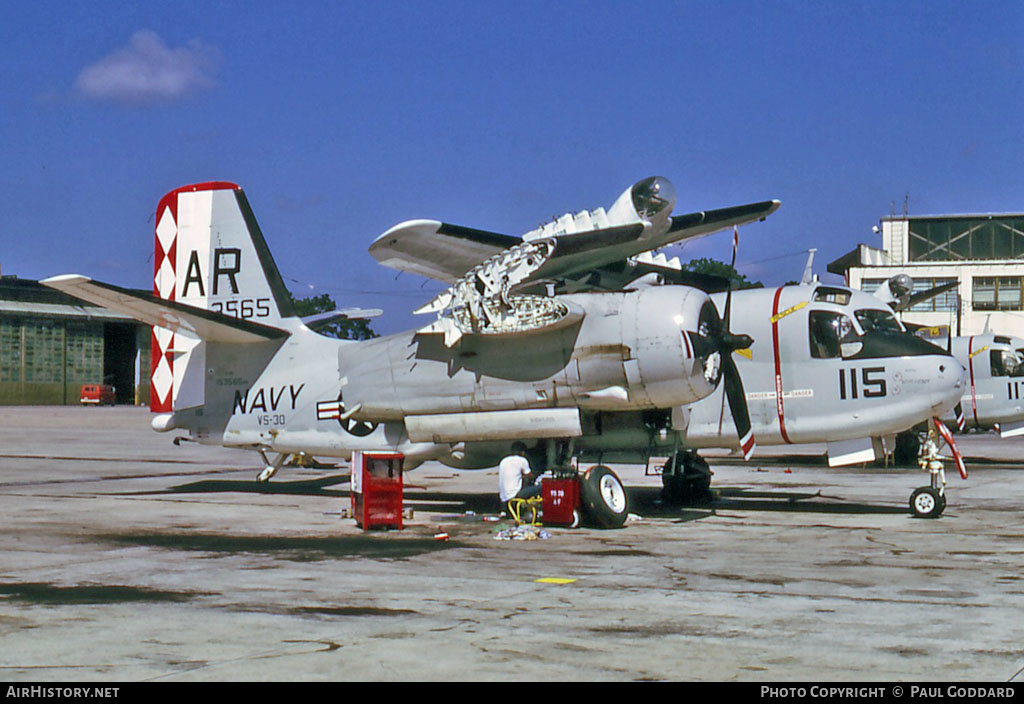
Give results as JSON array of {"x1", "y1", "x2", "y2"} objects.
[{"x1": 150, "y1": 182, "x2": 296, "y2": 411}]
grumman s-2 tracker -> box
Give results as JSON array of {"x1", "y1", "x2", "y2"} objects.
[
  {"x1": 868, "y1": 274, "x2": 1024, "y2": 441},
  {"x1": 43, "y1": 177, "x2": 966, "y2": 526},
  {"x1": 948, "y1": 333, "x2": 1024, "y2": 436}
]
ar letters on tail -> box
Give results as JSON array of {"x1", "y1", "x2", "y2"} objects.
[{"x1": 151, "y1": 182, "x2": 295, "y2": 411}]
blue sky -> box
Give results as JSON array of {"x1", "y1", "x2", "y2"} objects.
[{"x1": 3, "y1": 1, "x2": 1022, "y2": 334}]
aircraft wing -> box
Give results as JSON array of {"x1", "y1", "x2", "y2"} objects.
[
  {"x1": 370, "y1": 200, "x2": 780, "y2": 287},
  {"x1": 369, "y1": 220, "x2": 520, "y2": 283},
  {"x1": 896, "y1": 281, "x2": 959, "y2": 312},
  {"x1": 41, "y1": 275, "x2": 288, "y2": 344}
]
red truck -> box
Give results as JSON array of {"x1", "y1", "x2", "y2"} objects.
[{"x1": 80, "y1": 384, "x2": 116, "y2": 406}]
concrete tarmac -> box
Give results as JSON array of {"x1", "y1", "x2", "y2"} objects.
[{"x1": 1, "y1": 406, "x2": 1022, "y2": 682}]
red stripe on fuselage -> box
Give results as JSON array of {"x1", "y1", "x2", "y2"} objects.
[
  {"x1": 771, "y1": 287, "x2": 793, "y2": 444},
  {"x1": 968, "y1": 335, "x2": 979, "y2": 427}
]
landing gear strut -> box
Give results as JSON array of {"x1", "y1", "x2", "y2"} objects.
[
  {"x1": 660, "y1": 451, "x2": 714, "y2": 505},
  {"x1": 910, "y1": 428, "x2": 947, "y2": 519},
  {"x1": 257, "y1": 451, "x2": 287, "y2": 482}
]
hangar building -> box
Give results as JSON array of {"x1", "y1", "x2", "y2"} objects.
[
  {"x1": 829, "y1": 212, "x2": 1024, "y2": 338},
  {"x1": 0, "y1": 276, "x2": 151, "y2": 406}
]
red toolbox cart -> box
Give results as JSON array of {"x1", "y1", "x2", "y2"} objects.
[
  {"x1": 351, "y1": 451, "x2": 404, "y2": 530},
  {"x1": 542, "y1": 474, "x2": 581, "y2": 528}
]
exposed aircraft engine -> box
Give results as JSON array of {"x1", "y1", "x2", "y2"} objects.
[
  {"x1": 416, "y1": 177, "x2": 681, "y2": 347},
  {"x1": 414, "y1": 236, "x2": 579, "y2": 346}
]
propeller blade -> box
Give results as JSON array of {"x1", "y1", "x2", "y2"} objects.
[
  {"x1": 723, "y1": 226, "x2": 739, "y2": 331},
  {"x1": 721, "y1": 352, "x2": 755, "y2": 460},
  {"x1": 953, "y1": 403, "x2": 966, "y2": 432},
  {"x1": 933, "y1": 417, "x2": 968, "y2": 479}
]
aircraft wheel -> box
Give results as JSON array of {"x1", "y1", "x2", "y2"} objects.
[
  {"x1": 661, "y1": 453, "x2": 713, "y2": 505},
  {"x1": 581, "y1": 465, "x2": 629, "y2": 529},
  {"x1": 909, "y1": 486, "x2": 944, "y2": 519}
]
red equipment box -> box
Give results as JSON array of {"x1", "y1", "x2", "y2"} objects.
[
  {"x1": 542, "y1": 476, "x2": 581, "y2": 527},
  {"x1": 351, "y1": 451, "x2": 404, "y2": 530}
]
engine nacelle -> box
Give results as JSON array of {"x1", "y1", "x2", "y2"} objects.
[
  {"x1": 568, "y1": 285, "x2": 720, "y2": 410},
  {"x1": 607, "y1": 176, "x2": 677, "y2": 233}
]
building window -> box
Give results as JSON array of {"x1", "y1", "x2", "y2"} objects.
[
  {"x1": 973, "y1": 277, "x2": 1024, "y2": 311},
  {"x1": 0, "y1": 318, "x2": 21, "y2": 382},
  {"x1": 908, "y1": 217, "x2": 1024, "y2": 262}
]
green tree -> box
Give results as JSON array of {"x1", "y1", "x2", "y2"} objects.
[
  {"x1": 287, "y1": 291, "x2": 378, "y2": 340},
  {"x1": 682, "y1": 257, "x2": 762, "y2": 289}
]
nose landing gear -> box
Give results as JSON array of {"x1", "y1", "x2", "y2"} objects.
[{"x1": 910, "y1": 427, "x2": 948, "y2": 519}]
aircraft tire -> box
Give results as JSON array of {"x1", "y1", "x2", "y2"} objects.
[
  {"x1": 662, "y1": 474, "x2": 714, "y2": 505},
  {"x1": 581, "y1": 465, "x2": 629, "y2": 529},
  {"x1": 909, "y1": 486, "x2": 944, "y2": 519},
  {"x1": 661, "y1": 453, "x2": 713, "y2": 505}
]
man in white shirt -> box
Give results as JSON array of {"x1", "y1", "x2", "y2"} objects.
[{"x1": 499, "y1": 442, "x2": 541, "y2": 503}]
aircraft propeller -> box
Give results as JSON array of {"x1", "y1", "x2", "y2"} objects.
[{"x1": 690, "y1": 226, "x2": 756, "y2": 459}]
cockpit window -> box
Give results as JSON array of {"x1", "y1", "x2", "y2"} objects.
[
  {"x1": 991, "y1": 349, "x2": 1024, "y2": 377},
  {"x1": 855, "y1": 309, "x2": 904, "y2": 333},
  {"x1": 809, "y1": 311, "x2": 858, "y2": 359},
  {"x1": 812, "y1": 287, "x2": 851, "y2": 305}
]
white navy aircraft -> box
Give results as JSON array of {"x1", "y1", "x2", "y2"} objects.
[
  {"x1": 914, "y1": 330, "x2": 1024, "y2": 438},
  {"x1": 43, "y1": 177, "x2": 965, "y2": 526},
  {"x1": 870, "y1": 275, "x2": 1024, "y2": 439}
]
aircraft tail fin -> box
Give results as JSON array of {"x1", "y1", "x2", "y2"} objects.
[
  {"x1": 149, "y1": 182, "x2": 296, "y2": 412},
  {"x1": 153, "y1": 182, "x2": 295, "y2": 322}
]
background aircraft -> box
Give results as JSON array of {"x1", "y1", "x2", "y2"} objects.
[
  {"x1": 870, "y1": 276, "x2": 1024, "y2": 446},
  {"x1": 44, "y1": 178, "x2": 779, "y2": 528},
  {"x1": 913, "y1": 330, "x2": 1024, "y2": 438}
]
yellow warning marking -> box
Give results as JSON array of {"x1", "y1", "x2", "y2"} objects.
[
  {"x1": 970, "y1": 345, "x2": 990, "y2": 359},
  {"x1": 734, "y1": 348, "x2": 753, "y2": 360},
  {"x1": 770, "y1": 301, "x2": 808, "y2": 324},
  {"x1": 535, "y1": 578, "x2": 577, "y2": 584}
]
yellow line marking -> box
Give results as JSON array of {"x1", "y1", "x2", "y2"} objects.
[
  {"x1": 535, "y1": 578, "x2": 577, "y2": 584},
  {"x1": 769, "y1": 300, "x2": 808, "y2": 324}
]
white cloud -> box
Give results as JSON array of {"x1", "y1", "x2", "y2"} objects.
[{"x1": 75, "y1": 30, "x2": 220, "y2": 106}]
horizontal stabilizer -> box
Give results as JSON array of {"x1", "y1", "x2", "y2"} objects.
[
  {"x1": 41, "y1": 275, "x2": 288, "y2": 344},
  {"x1": 302, "y1": 308, "x2": 383, "y2": 331}
]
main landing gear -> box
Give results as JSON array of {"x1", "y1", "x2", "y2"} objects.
[
  {"x1": 910, "y1": 428, "x2": 948, "y2": 519},
  {"x1": 660, "y1": 451, "x2": 714, "y2": 505},
  {"x1": 256, "y1": 451, "x2": 287, "y2": 482},
  {"x1": 580, "y1": 465, "x2": 629, "y2": 529}
]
